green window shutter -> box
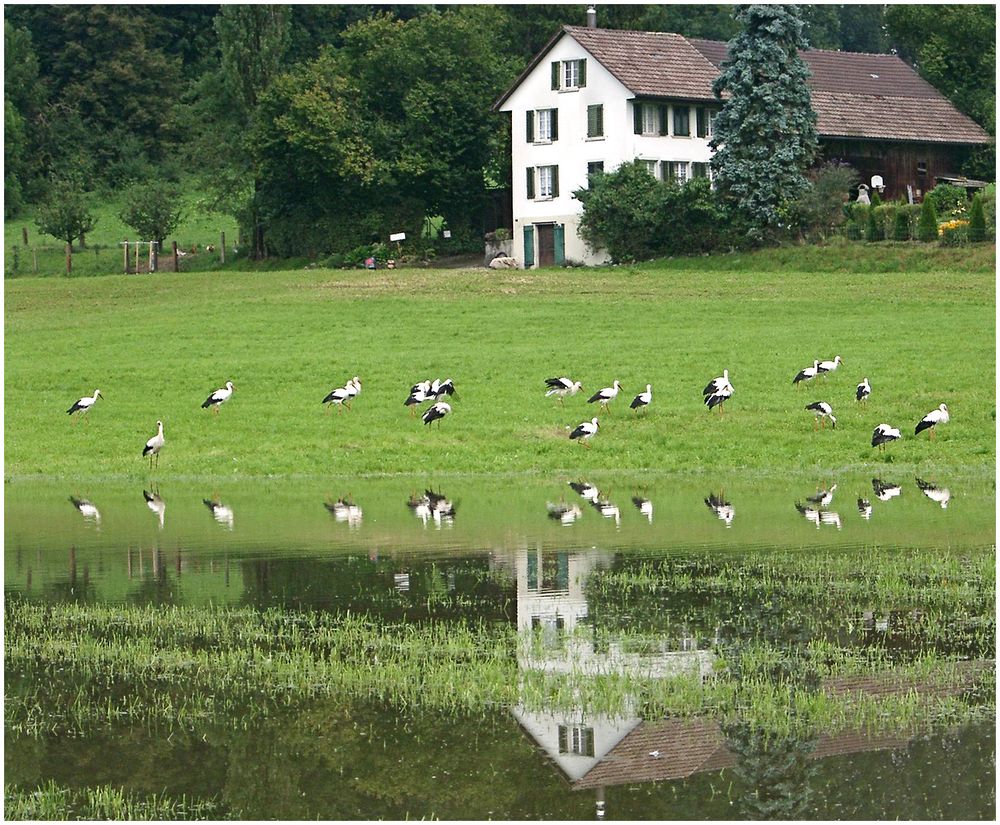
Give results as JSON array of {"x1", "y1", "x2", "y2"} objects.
[
  {"x1": 659, "y1": 105, "x2": 669, "y2": 135},
  {"x1": 660, "y1": 161, "x2": 670, "y2": 181},
  {"x1": 523, "y1": 225, "x2": 535, "y2": 267},
  {"x1": 596, "y1": 104, "x2": 603, "y2": 137},
  {"x1": 696, "y1": 107, "x2": 707, "y2": 138},
  {"x1": 588, "y1": 104, "x2": 603, "y2": 138},
  {"x1": 526, "y1": 167, "x2": 535, "y2": 199},
  {"x1": 633, "y1": 102, "x2": 642, "y2": 134},
  {"x1": 553, "y1": 224, "x2": 565, "y2": 265},
  {"x1": 551, "y1": 109, "x2": 558, "y2": 141},
  {"x1": 551, "y1": 61, "x2": 560, "y2": 90},
  {"x1": 551, "y1": 166, "x2": 559, "y2": 198},
  {"x1": 578, "y1": 59, "x2": 587, "y2": 88},
  {"x1": 526, "y1": 110, "x2": 534, "y2": 143}
]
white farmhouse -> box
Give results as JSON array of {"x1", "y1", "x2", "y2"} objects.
[
  {"x1": 494, "y1": 21, "x2": 719, "y2": 267},
  {"x1": 493, "y1": 11, "x2": 990, "y2": 268}
]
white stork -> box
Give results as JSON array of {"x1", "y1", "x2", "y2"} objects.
[
  {"x1": 871, "y1": 423, "x2": 901, "y2": 451},
  {"x1": 630, "y1": 384, "x2": 652, "y2": 412},
  {"x1": 793, "y1": 360, "x2": 820, "y2": 385},
  {"x1": 805, "y1": 401, "x2": 837, "y2": 429},
  {"x1": 143, "y1": 489, "x2": 165, "y2": 529},
  {"x1": 326, "y1": 496, "x2": 363, "y2": 527},
  {"x1": 915, "y1": 403, "x2": 949, "y2": 439},
  {"x1": 432, "y1": 378, "x2": 456, "y2": 400},
  {"x1": 632, "y1": 496, "x2": 654, "y2": 522},
  {"x1": 569, "y1": 417, "x2": 599, "y2": 446},
  {"x1": 817, "y1": 355, "x2": 844, "y2": 374},
  {"x1": 872, "y1": 478, "x2": 902, "y2": 501},
  {"x1": 203, "y1": 497, "x2": 234, "y2": 529},
  {"x1": 703, "y1": 370, "x2": 733, "y2": 414},
  {"x1": 569, "y1": 481, "x2": 600, "y2": 503},
  {"x1": 404, "y1": 386, "x2": 433, "y2": 415},
  {"x1": 705, "y1": 492, "x2": 734, "y2": 527},
  {"x1": 587, "y1": 380, "x2": 621, "y2": 411},
  {"x1": 916, "y1": 478, "x2": 950, "y2": 509},
  {"x1": 548, "y1": 501, "x2": 583, "y2": 525},
  {"x1": 422, "y1": 401, "x2": 451, "y2": 426},
  {"x1": 69, "y1": 495, "x2": 101, "y2": 524},
  {"x1": 545, "y1": 377, "x2": 583, "y2": 403},
  {"x1": 346, "y1": 376, "x2": 362, "y2": 401},
  {"x1": 806, "y1": 483, "x2": 837, "y2": 507},
  {"x1": 202, "y1": 381, "x2": 234, "y2": 414},
  {"x1": 856, "y1": 377, "x2": 871, "y2": 404},
  {"x1": 67, "y1": 389, "x2": 102, "y2": 423},
  {"x1": 142, "y1": 420, "x2": 165, "y2": 469}
]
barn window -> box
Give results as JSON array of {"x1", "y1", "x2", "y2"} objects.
[{"x1": 917, "y1": 160, "x2": 927, "y2": 177}]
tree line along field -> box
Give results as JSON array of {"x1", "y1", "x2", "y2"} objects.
[{"x1": 3, "y1": 245, "x2": 994, "y2": 482}]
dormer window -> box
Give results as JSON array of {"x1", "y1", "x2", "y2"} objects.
[{"x1": 551, "y1": 58, "x2": 587, "y2": 91}]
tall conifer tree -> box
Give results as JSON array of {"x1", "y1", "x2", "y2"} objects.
[{"x1": 710, "y1": 5, "x2": 818, "y2": 243}]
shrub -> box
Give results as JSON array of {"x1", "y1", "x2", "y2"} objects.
[
  {"x1": 574, "y1": 162, "x2": 728, "y2": 261},
  {"x1": 968, "y1": 193, "x2": 987, "y2": 242},
  {"x1": 892, "y1": 206, "x2": 911, "y2": 241},
  {"x1": 917, "y1": 197, "x2": 938, "y2": 242},
  {"x1": 866, "y1": 205, "x2": 880, "y2": 241},
  {"x1": 791, "y1": 161, "x2": 858, "y2": 239},
  {"x1": 938, "y1": 219, "x2": 969, "y2": 246},
  {"x1": 924, "y1": 183, "x2": 968, "y2": 219}
]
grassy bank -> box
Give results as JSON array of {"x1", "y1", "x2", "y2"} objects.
[{"x1": 4, "y1": 245, "x2": 994, "y2": 481}]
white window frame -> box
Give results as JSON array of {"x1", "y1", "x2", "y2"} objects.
[
  {"x1": 536, "y1": 109, "x2": 553, "y2": 143},
  {"x1": 563, "y1": 59, "x2": 582, "y2": 89},
  {"x1": 672, "y1": 161, "x2": 689, "y2": 183},
  {"x1": 641, "y1": 104, "x2": 659, "y2": 136},
  {"x1": 538, "y1": 165, "x2": 555, "y2": 199},
  {"x1": 640, "y1": 159, "x2": 657, "y2": 177}
]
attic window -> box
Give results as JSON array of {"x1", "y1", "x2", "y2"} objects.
[{"x1": 551, "y1": 59, "x2": 588, "y2": 91}]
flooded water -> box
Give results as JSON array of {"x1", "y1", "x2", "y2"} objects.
[{"x1": 5, "y1": 474, "x2": 996, "y2": 820}]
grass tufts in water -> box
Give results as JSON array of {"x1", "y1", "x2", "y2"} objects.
[{"x1": 4, "y1": 779, "x2": 221, "y2": 820}]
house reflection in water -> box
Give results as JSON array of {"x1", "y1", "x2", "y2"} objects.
[
  {"x1": 506, "y1": 545, "x2": 990, "y2": 818},
  {"x1": 509, "y1": 545, "x2": 716, "y2": 788}
]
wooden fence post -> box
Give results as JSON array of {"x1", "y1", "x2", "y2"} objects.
[
  {"x1": 220, "y1": 231, "x2": 226, "y2": 264},
  {"x1": 122, "y1": 240, "x2": 130, "y2": 273},
  {"x1": 172, "y1": 241, "x2": 179, "y2": 272},
  {"x1": 150, "y1": 241, "x2": 158, "y2": 273},
  {"x1": 22, "y1": 226, "x2": 28, "y2": 246},
  {"x1": 32, "y1": 247, "x2": 38, "y2": 273},
  {"x1": 65, "y1": 242, "x2": 72, "y2": 275},
  {"x1": 134, "y1": 241, "x2": 140, "y2": 274}
]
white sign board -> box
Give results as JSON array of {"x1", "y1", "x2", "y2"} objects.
[
  {"x1": 443, "y1": 230, "x2": 452, "y2": 239},
  {"x1": 389, "y1": 232, "x2": 406, "y2": 242}
]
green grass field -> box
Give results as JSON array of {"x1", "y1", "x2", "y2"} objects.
[{"x1": 4, "y1": 244, "x2": 994, "y2": 481}]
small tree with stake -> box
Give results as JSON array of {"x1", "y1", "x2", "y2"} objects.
[
  {"x1": 34, "y1": 180, "x2": 97, "y2": 252},
  {"x1": 119, "y1": 181, "x2": 185, "y2": 250}
]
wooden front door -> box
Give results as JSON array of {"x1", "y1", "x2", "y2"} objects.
[{"x1": 536, "y1": 224, "x2": 555, "y2": 267}]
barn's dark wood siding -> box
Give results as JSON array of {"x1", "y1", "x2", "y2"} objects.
[{"x1": 820, "y1": 139, "x2": 973, "y2": 201}]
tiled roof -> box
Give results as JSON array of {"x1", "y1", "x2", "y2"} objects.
[
  {"x1": 492, "y1": 26, "x2": 990, "y2": 145},
  {"x1": 563, "y1": 26, "x2": 719, "y2": 101},
  {"x1": 688, "y1": 36, "x2": 991, "y2": 144}
]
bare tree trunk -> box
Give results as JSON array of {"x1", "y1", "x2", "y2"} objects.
[{"x1": 65, "y1": 242, "x2": 72, "y2": 275}]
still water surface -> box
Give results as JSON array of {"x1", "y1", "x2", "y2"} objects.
[{"x1": 5, "y1": 474, "x2": 995, "y2": 819}]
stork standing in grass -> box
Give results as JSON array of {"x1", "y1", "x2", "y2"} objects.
[
  {"x1": 570, "y1": 417, "x2": 599, "y2": 446},
  {"x1": 817, "y1": 355, "x2": 844, "y2": 375},
  {"x1": 915, "y1": 403, "x2": 949, "y2": 440},
  {"x1": 404, "y1": 386, "x2": 433, "y2": 415},
  {"x1": 545, "y1": 377, "x2": 583, "y2": 404},
  {"x1": 202, "y1": 381, "x2": 234, "y2": 414},
  {"x1": 793, "y1": 360, "x2": 820, "y2": 385},
  {"x1": 432, "y1": 378, "x2": 456, "y2": 400},
  {"x1": 871, "y1": 423, "x2": 900, "y2": 451},
  {"x1": 805, "y1": 401, "x2": 836, "y2": 429},
  {"x1": 422, "y1": 401, "x2": 451, "y2": 427},
  {"x1": 143, "y1": 420, "x2": 165, "y2": 469},
  {"x1": 703, "y1": 370, "x2": 733, "y2": 415},
  {"x1": 588, "y1": 381, "x2": 621, "y2": 412},
  {"x1": 67, "y1": 389, "x2": 102, "y2": 423},
  {"x1": 630, "y1": 384, "x2": 652, "y2": 413},
  {"x1": 856, "y1": 377, "x2": 871, "y2": 404}
]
